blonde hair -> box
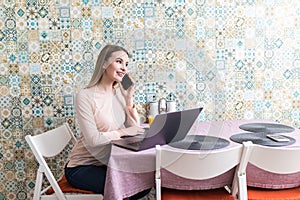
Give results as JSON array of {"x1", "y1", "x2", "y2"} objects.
[{"x1": 86, "y1": 44, "x2": 130, "y2": 88}]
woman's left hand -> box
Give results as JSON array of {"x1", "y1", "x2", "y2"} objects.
[{"x1": 119, "y1": 74, "x2": 135, "y2": 106}]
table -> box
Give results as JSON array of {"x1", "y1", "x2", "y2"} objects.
[{"x1": 104, "y1": 120, "x2": 300, "y2": 200}]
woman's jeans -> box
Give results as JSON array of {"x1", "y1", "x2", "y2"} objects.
[{"x1": 65, "y1": 165, "x2": 151, "y2": 200}]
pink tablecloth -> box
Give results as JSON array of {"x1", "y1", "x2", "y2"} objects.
[{"x1": 104, "y1": 119, "x2": 300, "y2": 200}]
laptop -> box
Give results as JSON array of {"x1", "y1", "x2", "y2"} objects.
[{"x1": 112, "y1": 107, "x2": 203, "y2": 151}]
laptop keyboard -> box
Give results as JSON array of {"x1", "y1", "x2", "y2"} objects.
[
  {"x1": 127, "y1": 141, "x2": 143, "y2": 146},
  {"x1": 122, "y1": 135, "x2": 144, "y2": 143}
]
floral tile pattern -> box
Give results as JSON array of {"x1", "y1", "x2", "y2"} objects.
[{"x1": 0, "y1": 0, "x2": 299, "y2": 199}]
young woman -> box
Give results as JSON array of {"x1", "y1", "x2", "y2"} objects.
[{"x1": 65, "y1": 44, "x2": 151, "y2": 199}]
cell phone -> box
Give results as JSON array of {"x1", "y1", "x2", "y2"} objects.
[
  {"x1": 121, "y1": 74, "x2": 133, "y2": 90},
  {"x1": 266, "y1": 134, "x2": 290, "y2": 142}
]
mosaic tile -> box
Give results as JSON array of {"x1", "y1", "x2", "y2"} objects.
[{"x1": 0, "y1": 0, "x2": 299, "y2": 199}]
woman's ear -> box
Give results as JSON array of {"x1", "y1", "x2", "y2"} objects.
[{"x1": 103, "y1": 62, "x2": 108, "y2": 69}]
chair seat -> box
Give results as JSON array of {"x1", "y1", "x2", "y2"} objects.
[
  {"x1": 45, "y1": 175, "x2": 95, "y2": 195},
  {"x1": 161, "y1": 187, "x2": 234, "y2": 200},
  {"x1": 248, "y1": 186, "x2": 300, "y2": 200}
]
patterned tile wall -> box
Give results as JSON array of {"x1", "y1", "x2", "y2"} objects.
[{"x1": 0, "y1": 0, "x2": 299, "y2": 199}]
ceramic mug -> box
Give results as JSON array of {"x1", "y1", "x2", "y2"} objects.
[
  {"x1": 149, "y1": 101, "x2": 158, "y2": 116},
  {"x1": 167, "y1": 101, "x2": 176, "y2": 112}
]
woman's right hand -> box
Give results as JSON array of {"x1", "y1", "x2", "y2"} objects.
[{"x1": 119, "y1": 125, "x2": 145, "y2": 137}]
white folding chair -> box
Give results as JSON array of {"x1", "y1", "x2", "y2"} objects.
[
  {"x1": 237, "y1": 141, "x2": 300, "y2": 200},
  {"x1": 25, "y1": 123, "x2": 103, "y2": 200},
  {"x1": 155, "y1": 144, "x2": 245, "y2": 200}
]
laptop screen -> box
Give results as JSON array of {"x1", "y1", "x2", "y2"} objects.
[{"x1": 138, "y1": 107, "x2": 203, "y2": 150}]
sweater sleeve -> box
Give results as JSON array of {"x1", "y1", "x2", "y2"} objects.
[
  {"x1": 114, "y1": 88, "x2": 140, "y2": 127},
  {"x1": 75, "y1": 90, "x2": 122, "y2": 147},
  {"x1": 124, "y1": 104, "x2": 140, "y2": 127}
]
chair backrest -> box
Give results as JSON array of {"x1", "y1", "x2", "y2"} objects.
[
  {"x1": 27, "y1": 123, "x2": 76, "y2": 158},
  {"x1": 155, "y1": 144, "x2": 244, "y2": 200},
  {"x1": 237, "y1": 141, "x2": 300, "y2": 200},
  {"x1": 239, "y1": 142, "x2": 300, "y2": 175},
  {"x1": 156, "y1": 145, "x2": 243, "y2": 180},
  {"x1": 25, "y1": 123, "x2": 90, "y2": 200}
]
